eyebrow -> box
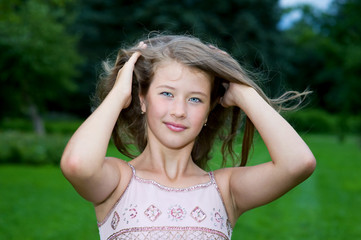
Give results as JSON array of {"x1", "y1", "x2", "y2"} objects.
[{"x1": 156, "y1": 85, "x2": 208, "y2": 97}]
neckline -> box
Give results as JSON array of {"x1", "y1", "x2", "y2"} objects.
[{"x1": 128, "y1": 163, "x2": 214, "y2": 192}]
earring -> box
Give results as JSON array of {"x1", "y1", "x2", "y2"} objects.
[
  {"x1": 141, "y1": 111, "x2": 145, "y2": 115},
  {"x1": 204, "y1": 123, "x2": 207, "y2": 126}
]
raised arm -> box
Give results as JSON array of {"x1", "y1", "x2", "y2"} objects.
[
  {"x1": 60, "y1": 49, "x2": 143, "y2": 204},
  {"x1": 221, "y1": 83, "x2": 316, "y2": 216}
]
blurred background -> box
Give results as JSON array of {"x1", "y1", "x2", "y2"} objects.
[{"x1": 0, "y1": 0, "x2": 360, "y2": 239}]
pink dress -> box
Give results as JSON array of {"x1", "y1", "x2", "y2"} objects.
[{"x1": 98, "y1": 163, "x2": 233, "y2": 240}]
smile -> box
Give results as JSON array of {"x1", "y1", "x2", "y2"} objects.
[{"x1": 165, "y1": 122, "x2": 187, "y2": 132}]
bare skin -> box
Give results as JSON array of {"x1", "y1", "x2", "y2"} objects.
[{"x1": 61, "y1": 45, "x2": 316, "y2": 227}]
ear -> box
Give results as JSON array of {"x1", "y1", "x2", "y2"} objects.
[{"x1": 139, "y1": 94, "x2": 147, "y2": 113}]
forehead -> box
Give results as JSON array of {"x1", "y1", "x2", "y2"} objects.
[{"x1": 151, "y1": 61, "x2": 212, "y2": 92}]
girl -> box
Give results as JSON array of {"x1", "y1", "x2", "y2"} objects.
[{"x1": 61, "y1": 35, "x2": 316, "y2": 240}]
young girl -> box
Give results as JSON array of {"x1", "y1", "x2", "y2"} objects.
[{"x1": 61, "y1": 35, "x2": 316, "y2": 240}]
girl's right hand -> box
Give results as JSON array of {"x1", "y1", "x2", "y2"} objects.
[
  {"x1": 114, "y1": 42, "x2": 146, "y2": 109},
  {"x1": 61, "y1": 42, "x2": 146, "y2": 205}
]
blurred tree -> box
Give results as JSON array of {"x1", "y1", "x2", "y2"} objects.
[
  {"x1": 0, "y1": 0, "x2": 82, "y2": 134},
  {"x1": 327, "y1": 0, "x2": 361, "y2": 114},
  {"x1": 74, "y1": 0, "x2": 284, "y2": 100},
  {"x1": 282, "y1": 0, "x2": 361, "y2": 114}
]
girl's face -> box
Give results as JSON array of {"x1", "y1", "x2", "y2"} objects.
[{"x1": 140, "y1": 61, "x2": 211, "y2": 151}]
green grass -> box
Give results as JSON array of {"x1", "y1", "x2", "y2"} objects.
[
  {"x1": 1, "y1": 134, "x2": 360, "y2": 239},
  {"x1": 0, "y1": 165, "x2": 98, "y2": 239}
]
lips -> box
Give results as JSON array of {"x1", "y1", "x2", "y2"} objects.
[{"x1": 165, "y1": 122, "x2": 187, "y2": 132}]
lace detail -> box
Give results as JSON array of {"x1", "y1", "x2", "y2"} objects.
[{"x1": 107, "y1": 226, "x2": 229, "y2": 240}]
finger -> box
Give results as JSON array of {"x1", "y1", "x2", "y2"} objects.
[
  {"x1": 222, "y1": 82, "x2": 229, "y2": 90},
  {"x1": 124, "y1": 41, "x2": 147, "y2": 67},
  {"x1": 126, "y1": 51, "x2": 141, "y2": 66},
  {"x1": 219, "y1": 97, "x2": 228, "y2": 108},
  {"x1": 138, "y1": 41, "x2": 147, "y2": 49},
  {"x1": 116, "y1": 52, "x2": 141, "y2": 79}
]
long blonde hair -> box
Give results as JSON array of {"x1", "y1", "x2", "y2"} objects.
[{"x1": 93, "y1": 34, "x2": 307, "y2": 169}]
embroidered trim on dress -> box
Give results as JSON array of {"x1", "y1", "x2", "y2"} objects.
[
  {"x1": 190, "y1": 206, "x2": 207, "y2": 223},
  {"x1": 144, "y1": 204, "x2": 162, "y2": 222},
  {"x1": 107, "y1": 226, "x2": 230, "y2": 240}
]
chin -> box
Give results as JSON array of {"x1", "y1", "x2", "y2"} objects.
[{"x1": 161, "y1": 138, "x2": 194, "y2": 150}]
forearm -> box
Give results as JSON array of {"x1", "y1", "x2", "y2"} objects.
[
  {"x1": 61, "y1": 86, "x2": 127, "y2": 178},
  {"x1": 236, "y1": 87, "x2": 315, "y2": 172}
]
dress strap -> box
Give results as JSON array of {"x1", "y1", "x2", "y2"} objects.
[
  {"x1": 127, "y1": 162, "x2": 136, "y2": 176},
  {"x1": 209, "y1": 171, "x2": 216, "y2": 184},
  {"x1": 208, "y1": 170, "x2": 230, "y2": 223}
]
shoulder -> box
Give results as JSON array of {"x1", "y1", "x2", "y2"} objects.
[
  {"x1": 105, "y1": 157, "x2": 134, "y2": 193},
  {"x1": 94, "y1": 158, "x2": 133, "y2": 221},
  {"x1": 212, "y1": 166, "x2": 255, "y2": 221},
  {"x1": 213, "y1": 166, "x2": 248, "y2": 187},
  {"x1": 106, "y1": 157, "x2": 132, "y2": 175},
  {"x1": 212, "y1": 167, "x2": 244, "y2": 225}
]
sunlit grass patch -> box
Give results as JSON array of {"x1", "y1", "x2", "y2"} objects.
[{"x1": 0, "y1": 134, "x2": 360, "y2": 239}]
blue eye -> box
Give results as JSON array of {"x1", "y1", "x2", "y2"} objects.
[
  {"x1": 161, "y1": 92, "x2": 173, "y2": 97},
  {"x1": 189, "y1": 97, "x2": 201, "y2": 103}
]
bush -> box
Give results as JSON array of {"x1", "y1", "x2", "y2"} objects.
[
  {"x1": 0, "y1": 131, "x2": 70, "y2": 165},
  {"x1": 45, "y1": 120, "x2": 82, "y2": 134},
  {"x1": 284, "y1": 109, "x2": 361, "y2": 134},
  {"x1": 0, "y1": 118, "x2": 33, "y2": 132},
  {"x1": 0, "y1": 118, "x2": 82, "y2": 134}
]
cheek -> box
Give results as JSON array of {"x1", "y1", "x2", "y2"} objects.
[
  {"x1": 146, "y1": 98, "x2": 167, "y2": 119},
  {"x1": 189, "y1": 107, "x2": 208, "y2": 126}
]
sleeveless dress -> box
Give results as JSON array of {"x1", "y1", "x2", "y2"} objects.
[{"x1": 98, "y1": 163, "x2": 233, "y2": 240}]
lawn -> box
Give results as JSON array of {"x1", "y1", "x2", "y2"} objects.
[{"x1": 0, "y1": 134, "x2": 360, "y2": 239}]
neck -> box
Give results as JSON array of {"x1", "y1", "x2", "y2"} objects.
[{"x1": 136, "y1": 139, "x2": 198, "y2": 181}]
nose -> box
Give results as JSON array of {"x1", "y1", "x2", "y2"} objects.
[{"x1": 170, "y1": 98, "x2": 187, "y2": 118}]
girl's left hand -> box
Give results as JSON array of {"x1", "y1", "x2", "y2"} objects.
[{"x1": 220, "y1": 82, "x2": 254, "y2": 108}]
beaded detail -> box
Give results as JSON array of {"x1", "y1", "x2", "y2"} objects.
[
  {"x1": 191, "y1": 207, "x2": 207, "y2": 223},
  {"x1": 144, "y1": 205, "x2": 162, "y2": 222},
  {"x1": 133, "y1": 171, "x2": 213, "y2": 192},
  {"x1": 111, "y1": 212, "x2": 120, "y2": 230},
  {"x1": 168, "y1": 204, "x2": 187, "y2": 221}
]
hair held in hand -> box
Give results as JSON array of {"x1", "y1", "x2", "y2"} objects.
[{"x1": 93, "y1": 34, "x2": 309, "y2": 169}]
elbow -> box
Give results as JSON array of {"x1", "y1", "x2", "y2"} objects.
[
  {"x1": 60, "y1": 153, "x2": 79, "y2": 179},
  {"x1": 294, "y1": 152, "x2": 316, "y2": 181},
  {"x1": 302, "y1": 154, "x2": 316, "y2": 177},
  {"x1": 60, "y1": 153, "x2": 90, "y2": 180}
]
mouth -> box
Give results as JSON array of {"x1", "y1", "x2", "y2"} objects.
[{"x1": 165, "y1": 122, "x2": 187, "y2": 132}]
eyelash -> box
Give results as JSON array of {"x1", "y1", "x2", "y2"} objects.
[
  {"x1": 161, "y1": 92, "x2": 173, "y2": 97},
  {"x1": 160, "y1": 92, "x2": 202, "y2": 103},
  {"x1": 189, "y1": 97, "x2": 202, "y2": 103}
]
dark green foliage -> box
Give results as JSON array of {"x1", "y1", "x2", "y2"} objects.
[
  {"x1": 285, "y1": 109, "x2": 361, "y2": 134},
  {"x1": 74, "y1": 0, "x2": 285, "y2": 97},
  {"x1": 0, "y1": 131, "x2": 69, "y2": 165},
  {"x1": 0, "y1": 0, "x2": 83, "y2": 123},
  {"x1": 1, "y1": 0, "x2": 360, "y2": 131},
  {"x1": 0, "y1": 118, "x2": 83, "y2": 134},
  {"x1": 282, "y1": 0, "x2": 361, "y2": 114}
]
